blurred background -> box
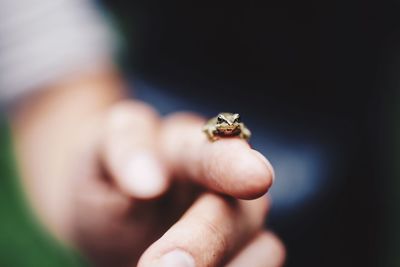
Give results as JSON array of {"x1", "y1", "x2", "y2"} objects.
[
  {"x1": 103, "y1": 2, "x2": 399, "y2": 266},
  {"x1": 1, "y1": 1, "x2": 399, "y2": 267}
]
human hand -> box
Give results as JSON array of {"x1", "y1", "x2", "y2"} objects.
[{"x1": 11, "y1": 74, "x2": 285, "y2": 267}]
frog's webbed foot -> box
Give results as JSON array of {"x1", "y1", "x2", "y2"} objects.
[
  {"x1": 239, "y1": 124, "x2": 251, "y2": 141},
  {"x1": 203, "y1": 126, "x2": 218, "y2": 141}
]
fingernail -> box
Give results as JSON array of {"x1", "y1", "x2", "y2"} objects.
[
  {"x1": 251, "y1": 150, "x2": 275, "y2": 183},
  {"x1": 123, "y1": 151, "x2": 167, "y2": 198},
  {"x1": 155, "y1": 250, "x2": 195, "y2": 267}
]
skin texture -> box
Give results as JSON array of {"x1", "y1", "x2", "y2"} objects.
[{"x1": 10, "y1": 69, "x2": 285, "y2": 267}]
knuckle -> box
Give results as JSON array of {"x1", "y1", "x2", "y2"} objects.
[
  {"x1": 126, "y1": 101, "x2": 160, "y2": 119},
  {"x1": 106, "y1": 100, "x2": 160, "y2": 130},
  {"x1": 164, "y1": 112, "x2": 205, "y2": 125},
  {"x1": 197, "y1": 215, "x2": 229, "y2": 253}
]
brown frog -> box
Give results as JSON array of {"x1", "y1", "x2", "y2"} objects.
[{"x1": 203, "y1": 113, "x2": 251, "y2": 141}]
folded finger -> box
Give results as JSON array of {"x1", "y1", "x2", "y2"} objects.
[
  {"x1": 101, "y1": 101, "x2": 169, "y2": 199},
  {"x1": 138, "y1": 193, "x2": 269, "y2": 267},
  {"x1": 160, "y1": 113, "x2": 274, "y2": 199}
]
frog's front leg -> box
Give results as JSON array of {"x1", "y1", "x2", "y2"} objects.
[
  {"x1": 203, "y1": 125, "x2": 218, "y2": 141},
  {"x1": 239, "y1": 123, "x2": 251, "y2": 141}
]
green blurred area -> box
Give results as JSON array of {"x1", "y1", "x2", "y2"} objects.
[{"x1": 0, "y1": 119, "x2": 84, "y2": 267}]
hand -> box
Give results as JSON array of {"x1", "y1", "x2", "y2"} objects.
[{"x1": 11, "y1": 72, "x2": 285, "y2": 267}]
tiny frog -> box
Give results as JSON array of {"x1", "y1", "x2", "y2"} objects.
[{"x1": 203, "y1": 113, "x2": 251, "y2": 141}]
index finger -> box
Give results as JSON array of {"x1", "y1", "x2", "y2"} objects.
[{"x1": 160, "y1": 113, "x2": 274, "y2": 199}]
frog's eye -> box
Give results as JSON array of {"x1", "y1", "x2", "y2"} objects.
[
  {"x1": 217, "y1": 117, "x2": 224, "y2": 123},
  {"x1": 234, "y1": 115, "x2": 241, "y2": 123}
]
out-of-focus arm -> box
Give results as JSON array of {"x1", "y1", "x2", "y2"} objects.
[{"x1": 0, "y1": 0, "x2": 117, "y2": 105}]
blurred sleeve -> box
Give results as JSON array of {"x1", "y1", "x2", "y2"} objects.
[{"x1": 0, "y1": 0, "x2": 117, "y2": 104}]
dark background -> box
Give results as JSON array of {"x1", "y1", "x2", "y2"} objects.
[{"x1": 102, "y1": 2, "x2": 399, "y2": 266}]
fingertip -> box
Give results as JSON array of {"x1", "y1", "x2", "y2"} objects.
[
  {"x1": 260, "y1": 232, "x2": 287, "y2": 266},
  {"x1": 251, "y1": 150, "x2": 275, "y2": 183},
  {"x1": 234, "y1": 147, "x2": 274, "y2": 199},
  {"x1": 226, "y1": 231, "x2": 286, "y2": 267},
  {"x1": 119, "y1": 151, "x2": 170, "y2": 199},
  {"x1": 231, "y1": 163, "x2": 273, "y2": 200},
  {"x1": 207, "y1": 140, "x2": 274, "y2": 199},
  {"x1": 235, "y1": 150, "x2": 274, "y2": 199}
]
